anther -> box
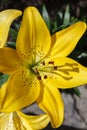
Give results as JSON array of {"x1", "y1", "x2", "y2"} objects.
[
  {"x1": 37, "y1": 75, "x2": 41, "y2": 80},
  {"x1": 48, "y1": 61, "x2": 54, "y2": 65},
  {"x1": 54, "y1": 66, "x2": 58, "y2": 70},
  {"x1": 44, "y1": 75, "x2": 47, "y2": 79}
]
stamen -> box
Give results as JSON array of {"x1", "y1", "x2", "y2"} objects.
[
  {"x1": 58, "y1": 63, "x2": 79, "y2": 75},
  {"x1": 38, "y1": 62, "x2": 79, "y2": 81},
  {"x1": 55, "y1": 72, "x2": 73, "y2": 80}
]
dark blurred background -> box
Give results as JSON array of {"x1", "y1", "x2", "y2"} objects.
[{"x1": 0, "y1": 0, "x2": 87, "y2": 19}]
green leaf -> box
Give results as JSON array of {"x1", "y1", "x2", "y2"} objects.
[
  {"x1": 60, "y1": 87, "x2": 80, "y2": 97},
  {"x1": 73, "y1": 87, "x2": 80, "y2": 97},
  {"x1": 58, "y1": 12, "x2": 63, "y2": 20},
  {"x1": 10, "y1": 28, "x2": 18, "y2": 40},
  {"x1": 63, "y1": 5, "x2": 70, "y2": 25},
  {"x1": 15, "y1": 23, "x2": 20, "y2": 30},
  {"x1": 7, "y1": 41, "x2": 16, "y2": 49},
  {"x1": 0, "y1": 74, "x2": 9, "y2": 86},
  {"x1": 51, "y1": 20, "x2": 58, "y2": 33},
  {"x1": 42, "y1": 4, "x2": 51, "y2": 30},
  {"x1": 77, "y1": 52, "x2": 87, "y2": 59}
]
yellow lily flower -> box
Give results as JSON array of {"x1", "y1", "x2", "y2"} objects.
[
  {"x1": 0, "y1": 9, "x2": 22, "y2": 48},
  {"x1": 0, "y1": 83, "x2": 50, "y2": 130},
  {"x1": 0, "y1": 6, "x2": 87, "y2": 127}
]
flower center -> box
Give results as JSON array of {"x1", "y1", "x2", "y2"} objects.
[{"x1": 27, "y1": 60, "x2": 79, "y2": 81}]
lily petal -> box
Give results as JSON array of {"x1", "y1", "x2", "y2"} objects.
[
  {"x1": 0, "y1": 69, "x2": 40, "y2": 112},
  {"x1": 0, "y1": 112, "x2": 50, "y2": 130},
  {"x1": 50, "y1": 22, "x2": 86, "y2": 58},
  {"x1": 0, "y1": 48, "x2": 23, "y2": 74},
  {"x1": 36, "y1": 81, "x2": 64, "y2": 128},
  {"x1": 0, "y1": 112, "x2": 26, "y2": 130},
  {"x1": 16, "y1": 6, "x2": 51, "y2": 63},
  {"x1": 44, "y1": 57, "x2": 87, "y2": 88},
  {"x1": 17, "y1": 111, "x2": 50, "y2": 130},
  {"x1": 0, "y1": 9, "x2": 22, "y2": 48}
]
